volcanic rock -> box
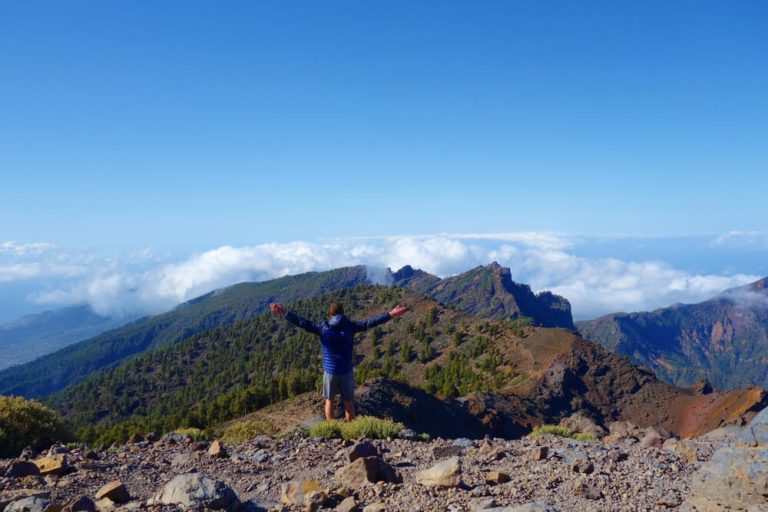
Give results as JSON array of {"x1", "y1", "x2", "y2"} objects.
[
  {"x1": 415, "y1": 456, "x2": 461, "y2": 487},
  {"x1": 558, "y1": 412, "x2": 605, "y2": 438},
  {"x1": 5, "y1": 461, "x2": 41, "y2": 478},
  {"x1": 335, "y1": 496, "x2": 360, "y2": 512},
  {"x1": 346, "y1": 441, "x2": 378, "y2": 462},
  {"x1": 149, "y1": 473, "x2": 239, "y2": 510},
  {"x1": 95, "y1": 480, "x2": 130, "y2": 503},
  {"x1": 281, "y1": 480, "x2": 322, "y2": 506},
  {"x1": 34, "y1": 455, "x2": 68, "y2": 476},
  {"x1": 335, "y1": 457, "x2": 401, "y2": 488},
  {"x1": 484, "y1": 471, "x2": 510, "y2": 485},
  {"x1": 4, "y1": 496, "x2": 52, "y2": 512},
  {"x1": 209, "y1": 440, "x2": 227, "y2": 458}
]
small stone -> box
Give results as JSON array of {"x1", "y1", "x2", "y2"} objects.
[
  {"x1": 453, "y1": 438, "x2": 474, "y2": 448},
  {"x1": 335, "y1": 496, "x2": 359, "y2": 512},
  {"x1": 34, "y1": 455, "x2": 68, "y2": 476},
  {"x1": 95, "y1": 481, "x2": 130, "y2": 504},
  {"x1": 432, "y1": 445, "x2": 463, "y2": 459},
  {"x1": 573, "y1": 482, "x2": 603, "y2": 500},
  {"x1": 571, "y1": 458, "x2": 594, "y2": 474},
  {"x1": 484, "y1": 471, "x2": 510, "y2": 485},
  {"x1": 641, "y1": 428, "x2": 663, "y2": 449},
  {"x1": 126, "y1": 433, "x2": 144, "y2": 444},
  {"x1": 470, "y1": 485, "x2": 489, "y2": 497},
  {"x1": 63, "y1": 495, "x2": 97, "y2": 512},
  {"x1": 209, "y1": 440, "x2": 227, "y2": 458},
  {"x1": 249, "y1": 449, "x2": 270, "y2": 463},
  {"x1": 303, "y1": 490, "x2": 328, "y2": 512},
  {"x1": 83, "y1": 450, "x2": 101, "y2": 461},
  {"x1": 469, "y1": 498, "x2": 498, "y2": 511},
  {"x1": 95, "y1": 497, "x2": 116, "y2": 511},
  {"x1": 346, "y1": 441, "x2": 378, "y2": 463},
  {"x1": 281, "y1": 480, "x2": 323, "y2": 506},
  {"x1": 149, "y1": 473, "x2": 239, "y2": 510},
  {"x1": 335, "y1": 457, "x2": 401, "y2": 488},
  {"x1": 416, "y1": 456, "x2": 461, "y2": 487},
  {"x1": 398, "y1": 429, "x2": 418, "y2": 440},
  {"x1": 362, "y1": 504, "x2": 386, "y2": 512},
  {"x1": 531, "y1": 446, "x2": 549, "y2": 461}
]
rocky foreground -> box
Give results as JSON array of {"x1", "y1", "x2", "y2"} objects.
[{"x1": 2, "y1": 411, "x2": 767, "y2": 512}]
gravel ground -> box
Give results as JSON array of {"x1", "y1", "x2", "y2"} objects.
[{"x1": 0, "y1": 433, "x2": 716, "y2": 512}]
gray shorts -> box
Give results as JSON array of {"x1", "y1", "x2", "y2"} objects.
[{"x1": 323, "y1": 371, "x2": 355, "y2": 401}]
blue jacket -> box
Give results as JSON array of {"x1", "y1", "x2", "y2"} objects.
[{"x1": 284, "y1": 311, "x2": 392, "y2": 375}]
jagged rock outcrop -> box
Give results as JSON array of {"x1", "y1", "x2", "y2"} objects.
[{"x1": 394, "y1": 263, "x2": 574, "y2": 329}]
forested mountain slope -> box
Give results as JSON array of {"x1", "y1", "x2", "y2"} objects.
[{"x1": 577, "y1": 277, "x2": 768, "y2": 390}]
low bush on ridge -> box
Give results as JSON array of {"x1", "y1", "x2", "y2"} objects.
[
  {"x1": 528, "y1": 424, "x2": 595, "y2": 441},
  {"x1": 0, "y1": 395, "x2": 71, "y2": 457},
  {"x1": 309, "y1": 416, "x2": 405, "y2": 440},
  {"x1": 220, "y1": 419, "x2": 278, "y2": 444}
]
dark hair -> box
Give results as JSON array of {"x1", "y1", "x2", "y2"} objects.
[{"x1": 328, "y1": 302, "x2": 344, "y2": 317}]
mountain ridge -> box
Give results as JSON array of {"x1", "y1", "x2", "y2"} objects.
[
  {"x1": 0, "y1": 263, "x2": 572, "y2": 399},
  {"x1": 577, "y1": 276, "x2": 768, "y2": 390}
]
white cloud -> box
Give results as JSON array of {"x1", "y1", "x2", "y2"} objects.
[
  {"x1": 5, "y1": 233, "x2": 764, "y2": 320},
  {"x1": 0, "y1": 241, "x2": 56, "y2": 256},
  {"x1": 712, "y1": 231, "x2": 768, "y2": 249}
]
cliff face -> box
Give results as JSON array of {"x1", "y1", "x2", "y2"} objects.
[
  {"x1": 394, "y1": 263, "x2": 574, "y2": 329},
  {"x1": 577, "y1": 277, "x2": 768, "y2": 390}
]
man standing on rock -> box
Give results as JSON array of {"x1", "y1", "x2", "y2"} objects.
[{"x1": 269, "y1": 301, "x2": 408, "y2": 421}]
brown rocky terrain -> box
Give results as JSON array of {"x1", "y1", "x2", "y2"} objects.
[{"x1": 3, "y1": 408, "x2": 767, "y2": 512}]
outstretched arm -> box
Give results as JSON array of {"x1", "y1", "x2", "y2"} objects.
[
  {"x1": 269, "y1": 303, "x2": 321, "y2": 335},
  {"x1": 353, "y1": 305, "x2": 409, "y2": 332}
]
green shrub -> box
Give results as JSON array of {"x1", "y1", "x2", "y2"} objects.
[
  {"x1": 528, "y1": 425, "x2": 575, "y2": 438},
  {"x1": 309, "y1": 416, "x2": 405, "y2": 440},
  {"x1": 528, "y1": 425, "x2": 596, "y2": 442},
  {"x1": 220, "y1": 419, "x2": 277, "y2": 444},
  {"x1": 308, "y1": 420, "x2": 343, "y2": 438},
  {"x1": 341, "y1": 416, "x2": 404, "y2": 439},
  {"x1": 0, "y1": 395, "x2": 70, "y2": 457}
]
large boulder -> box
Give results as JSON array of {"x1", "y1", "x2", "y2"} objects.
[
  {"x1": 740, "y1": 406, "x2": 768, "y2": 447},
  {"x1": 683, "y1": 407, "x2": 768, "y2": 511},
  {"x1": 683, "y1": 447, "x2": 768, "y2": 511},
  {"x1": 149, "y1": 473, "x2": 239, "y2": 510}
]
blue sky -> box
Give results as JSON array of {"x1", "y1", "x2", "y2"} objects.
[{"x1": 1, "y1": 2, "x2": 767, "y2": 322}]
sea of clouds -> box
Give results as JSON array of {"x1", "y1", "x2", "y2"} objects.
[{"x1": 0, "y1": 233, "x2": 763, "y2": 321}]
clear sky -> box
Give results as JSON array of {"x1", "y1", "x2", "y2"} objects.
[
  {"x1": 2, "y1": 1, "x2": 766, "y2": 249},
  {"x1": 1, "y1": 2, "x2": 767, "y2": 323}
]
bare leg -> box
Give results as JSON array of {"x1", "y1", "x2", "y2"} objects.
[
  {"x1": 343, "y1": 400, "x2": 355, "y2": 422},
  {"x1": 324, "y1": 399, "x2": 335, "y2": 421}
]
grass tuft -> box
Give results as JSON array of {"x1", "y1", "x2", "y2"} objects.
[
  {"x1": 220, "y1": 419, "x2": 277, "y2": 444},
  {"x1": 309, "y1": 416, "x2": 406, "y2": 440},
  {"x1": 529, "y1": 425, "x2": 597, "y2": 442}
]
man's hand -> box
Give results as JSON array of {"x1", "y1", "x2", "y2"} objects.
[
  {"x1": 388, "y1": 305, "x2": 408, "y2": 318},
  {"x1": 269, "y1": 303, "x2": 287, "y2": 316}
]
